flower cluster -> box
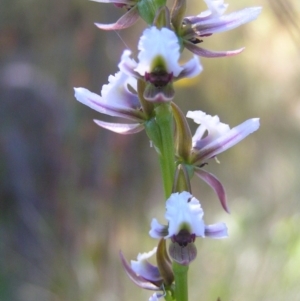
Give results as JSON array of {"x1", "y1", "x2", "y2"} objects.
[{"x1": 74, "y1": 0, "x2": 261, "y2": 300}]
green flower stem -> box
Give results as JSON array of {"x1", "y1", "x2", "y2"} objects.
[
  {"x1": 172, "y1": 262, "x2": 189, "y2": 301},
  {"x1": 155, "y1": 103, "x2": 176, "y2": 199},
  {"x1": 147, "y1": 103, "x2": 189, "y2": 301}
]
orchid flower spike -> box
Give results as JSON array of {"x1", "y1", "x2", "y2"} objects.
[
  {"x1": 179, "y1": 0, "x2": 262, "y2": 57},
  {"x1": 150, "y1": 191, "x2": 228, "y2": 264},
  {"x1": 74, "y1": 71, "x2": 149, "y2": 135},
  {"x1": 119, "y1": 26, "x2": 202, "y2": 102}
]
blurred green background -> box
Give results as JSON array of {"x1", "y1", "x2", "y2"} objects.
[{"x1": 0, "y1": 0, "x2": 300, "y2": 300}]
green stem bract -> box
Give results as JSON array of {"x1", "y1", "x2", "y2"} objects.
[
  {"x1": 137, "y1": 0, "x2": 167, "y2": 25},
  {"x1": 172, "y1": 262, "x2": 189, "y2": 301},
  {"x1": 155, "y1": 103, "x2": 176, "y2": 199},
  {"x1": 145, "y1": 118, "x2": 163, "y2": 152}
]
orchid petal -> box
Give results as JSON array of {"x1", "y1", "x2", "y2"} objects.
[
  {"x1": 193, "y1": 7, "x2": 262, "y2": 36},
  {"x1": 205, "y1": 222, "x2": 228, "y2": 238},
  {"x1": 119, "y1": 251, "x2": 160, "y2": 291},
  {"x1": 149, "y1": 219, "x2": 168, "y2": 239},
  {"x1": 131, "y1": 248, "x2": 162, "y2": 282},
  {"x1": 195, "y1": 118, "x2": 260, "y2": 162},
  {"x1": 203, "y1": 0, "x2": 228, "y2": 16},
  {"x1": 184, "y1": 41, "x2": 244, "y2": 58},
  {"x1": 187, "y1": 110, "x2": 230, "y2": 149},
  {"x1": 93, "y1": 120, "x2": 144, "y2": 134},
  {"x1": 74, "y1": 87, "x2": 143, "y2": 121},
  {"x1": 194, "y1": 168, "x2": 229, "y2": 213},
  {"x1": 118, "y1": 50, "x2": 141, "y2": 79},
  {"x1": 95, "y1": 6, "x2": 139, "y2": 30},
  {"x1": 177, "y1": 55, "x2": 203, "y2": 80}
]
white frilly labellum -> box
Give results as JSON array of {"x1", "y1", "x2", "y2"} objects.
[{"x1": 135, "y1": 27, "x2": 183, "y2": 77}]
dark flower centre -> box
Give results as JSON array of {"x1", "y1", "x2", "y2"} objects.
[
  {"x1": 145, "y1": 71, "x2": 173, "y2": 88},
  {"x1": 171, "y1": 229, "x2": 196, "y2": 247}
]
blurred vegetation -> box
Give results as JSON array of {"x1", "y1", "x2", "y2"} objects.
[{"x1": 0, "y1": 0, "x2": 300, "y2": 300}]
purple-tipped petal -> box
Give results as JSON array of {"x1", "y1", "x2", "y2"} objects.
[
  {"x1": 196, "y1": 118, "x2": 260, "y2": 162},
  {"x1": 95, "y1": 6, "x2": 139, "y2": 30},
  {"x1": 193, "y1": 7, "x2": 262, "y2": 36},
  {"x1": 119, "y1": 251, "x2": 160, "y2": 291},
  {"x1": 194, "y1": 168, "x2": 229, "y2": 213},
  {"x1": 205, "y1": 222, "x2": 228, "y2": 239},
  {"x1": 94, "y1": 120, "x2": 144, "y2": 134},
  {"x1": 183, "y1": 41, "x2": 244, "y2": 58},
  {"x1": 74, "y1": 87, "x2": 143, "y2": 121}
]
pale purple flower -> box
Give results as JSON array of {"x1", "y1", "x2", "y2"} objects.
[
  {"x1": 74, "y1": 71, "x2": 146, "y2": 134},
  {"x1": 181, "y1": 0, "x2": 262, "y2": 57},
  {"x1": 150, "y1": 192, "x2": 227, "y2": 264},
  {"x1": 187, "y1": 110, "x2": 260, "y2": 212},
  {"x1": 150, "y1": 191, "x2": 227, "y2": 241},
  {"x1": 187, "y1": 110, "x2": 260, "y2": 164},
  {"x1": 119, "y1": 26, "x2": 202, "y2": 101}
]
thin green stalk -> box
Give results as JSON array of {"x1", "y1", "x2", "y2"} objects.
[
  {"x1": 155, "y1": 103, "x2": 176, "y2": 198},
  {"x1": 172, "y1": 262, "x2": 189, "y2": 301}
]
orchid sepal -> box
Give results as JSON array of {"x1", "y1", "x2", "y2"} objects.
[
  {"x1": 95, "y1": 5, "x2": 140, "y2": 30},
  {"x1": 190, "y1": 7, "x2": 262, "y2": 36},
  {"x1": 205, "y1": 222, "x2": 228, "y2": 239},
  {"x1": 94, "y1": 120, "x2": 144, "y2": 134},
  {"x1": 119, "y1": 251, "x2": 162, "y2": 290},
  {"x1": 183, "y1": 40, "x2": 244, "y2": 58},
  {"x1": 194, "y1": 167, "x2": 228, "y2": 213},
  {"x1": 74, "y1": 70, "x2": 155, "y2": 135},
  {"x1": 74, "y1": 87, "x2": 145, "y2": 121}
]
